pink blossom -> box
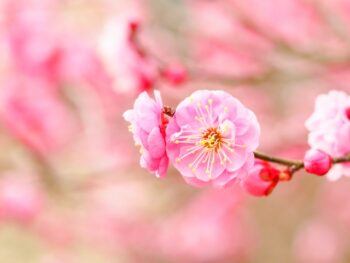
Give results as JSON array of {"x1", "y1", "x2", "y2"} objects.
[
  {"x1": 305, "y1": 90, "x2": 350, "y2": 180},
  {"x1": 0, "y1": 77, "x2": 76, "y2": 154},
  {"x1": 241, "y1": 160, "x2": 279, "y2": 196},
  {"x1": 3, "y1": 0, "x2": 62, "y2": 80},
  {"x1": 0, "y1": 174, "x2": 44, "y2": 224},
  {"x1": 231, "y1": 0, "x2": 325, "y2": 50},
  {"x1": 304, "y1": 149, "x2": 332, "y2": 176},
  {"x1": 161, "y1": 63, "x2": 187, "y2": 86},
  {"x1": 188, "y1": 1, "x2": 270, "y2": 79},
  {"x1": 166, "y1": 90, "x2": 260, "y2": 187},
  {"x1": 98, "y1": 15, "x2": 157, "y2": 93},
  {"x1": 123, "y1": 90, "x2": 169, "y2": 177}
]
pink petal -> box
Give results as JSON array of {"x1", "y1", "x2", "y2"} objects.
[
  {"x1": 147, "y1": 127, "x2": 165, "y2": 159},
  {"x1": 156, "y1": 156, "x2": 169, "y2": 178}
]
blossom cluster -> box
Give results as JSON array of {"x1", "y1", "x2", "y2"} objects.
[
  {"x1": 125, "y1": 89, "x2": 350, "y2": 197},
  {"x1": 124, "y1": 90, "x2": 260, "y2": 190}
]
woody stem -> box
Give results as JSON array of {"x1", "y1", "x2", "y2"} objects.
[
  {"x1": 253, "y1": 151, "x2": 303, "y2": 166},
  {"x1": 254, "y1": 151, "x2": 350, "y2": 173}
]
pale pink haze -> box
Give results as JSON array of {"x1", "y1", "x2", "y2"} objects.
[
  {"x1": 166, "y1": 90, "x2": 260, "y2": 187},
  {"x1": 123, "y1": 90, "x2": 169, "y2": 177},
  {"x1": 33, "y1": 210, "x2": 75, "y2": 248},
  {"x1": 98, "y1": 15, "x2": 157, "y2": 93},
  {"x1": 0, "y1": 77, "x2": 76, "y2": 154},
  {"x1": 303, "y1": 149, "x2": 332, "y2": 176},
  {"x1": 161, "y1": 63, "x2": 187, "y2": 86},
  {"x1": 0, "y1": 174, "x2": 44, "y2": 224},
  {"x1": 293, "y1": 220, "x2": 343, "y2": 263},
  {"x1": 3, "y1": 0, "x2": 61, "y2": 80},
  {"x1": 306, "y1": 90, "x2": 350, "y2": 180},
  {"x1": 241, "y1": 160, "x2": 279, "y2": 196},
  {"x1": 157, "y1": 188, "x2": 252, "y2": 262}
]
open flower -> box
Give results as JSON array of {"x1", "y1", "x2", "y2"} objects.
[
  {"x1": 306, "y1": 90, "x2": 350, "y2": 180},
  {"x1": 123, "y1": 90, "x2": 169, "y2": 177},
  {"x1": 166, "y1": 90, "x2": 260, "y2": 187}
]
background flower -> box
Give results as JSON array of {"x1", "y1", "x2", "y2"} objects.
[{"x1": 306, "y1": 90, "x2": 350, "y2": 180}]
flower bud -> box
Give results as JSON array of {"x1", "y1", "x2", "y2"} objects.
[
  {"x1": 303, "y1": 149, "x2": 332, "y2": 176},
  {"x1": 162, "y1": 64, "x2": 187, "y2": 86},
  {"x1": 345, "y1": 107, "x2": 350, "y2": 120},
  {"x1": 241, "y1": 160, "x2": 279, "y2": 197}
]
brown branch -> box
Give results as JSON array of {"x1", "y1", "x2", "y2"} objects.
[
  {"x1": 254, "y1": 151, "x2": 303, "y2": 166},
  {"x1": 254, "y1": 151, "x2": 350, "y2": 174}
]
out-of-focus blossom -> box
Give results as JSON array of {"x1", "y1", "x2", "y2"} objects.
[
  {"x1": 304, "y1": 149, "x2": 332, "y2": 176},
  {"x1": 306, "y1": 90, "x2": 350, "y2": 156},
  {"x1": 189, "y1": 1, "x2": 270, "y2": 79},
  {"x1": 59, "y1": 39, "x2": 119, "y2": 122},
  {"x1": 157, "y1": 188, "x2": 253, "y2": 263},
  {"x1": 161, "y1": 63, "x2": 187, "y2": 86},
  {"x1": 0, "y1": 174, "x2": 44, "y2": 224},
  {"x1": 3, "y1": 0, "x2": 62, "y2": 80},
  {"x1": 124, "y1": 90, "x2": 169, "y2": 177},
  {"x1": 166, "y1": 90, "x2": 260, "y2": 187},
  {"x1": 0, "y1": 77, "x2": 76, "y2": 155},
  {"x1": 306, "y1": 90, "x2": 350, "y2": 180},
  {"x1": 241, "y1": 160, "x2": 280, "y2": 196},
  {"x1": 33, "y1": 210, "x2": 75, "y2": 248},
  {"x1": 293, "y1": 220, "x2": 343, "y2": 263},
  {"x1": 98, "y1": 14, "x2": 157, "y2": 93},
  {"x1": 230, "y1": 0, "x2": 334, "y2": 51}
]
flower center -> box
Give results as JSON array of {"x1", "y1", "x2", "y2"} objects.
[{"x1": 200, "y1": 128, "x2": 222, "y2": 150}]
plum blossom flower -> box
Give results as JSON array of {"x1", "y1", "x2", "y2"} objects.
[
  {"x1": 123, "y1": 90, "x2": 169, "y2": 177},
  {"x1": 305, "y1": 90, "x2": 350, "y2": 180},
  {"x1": 166, "y1": 90, "x2": 260, "y2": 187}
]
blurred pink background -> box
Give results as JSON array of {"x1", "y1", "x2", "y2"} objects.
[{"x1": 0, "y1": 0, "x2": 350, "y2": 262}]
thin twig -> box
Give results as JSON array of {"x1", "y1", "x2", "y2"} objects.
[
  {"x1": 254, "y1": 151, "x2": 350, "y2": 174},
  {"x1": 253, "y1": 151, "x2": 303, "y2": 166}
]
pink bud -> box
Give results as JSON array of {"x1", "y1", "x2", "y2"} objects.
[
  {"x1": 241, "y1": 161, "x2": 279, "y2": 197},
  {"x1": 303, "y1": 149, "x2": 332, "y2": 176},
  {"x1": 128, "y1": 19, "x2": 140, "y2": 35},
  {"x1": 127, "y1": 18, "x2": 140, "y2": 43},
  {"x1": 162, "y1": 64, "x2": 187, "y2": 86},
  {"x1": 345, "y1": 107, "x2": 350, "y2": 120}
]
